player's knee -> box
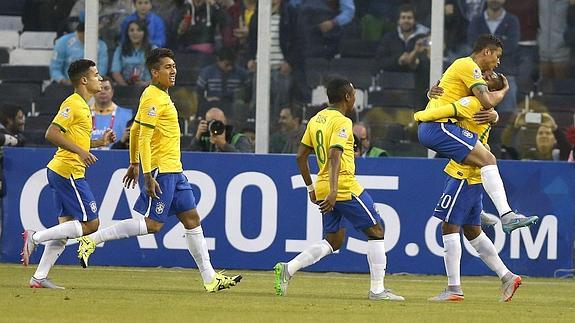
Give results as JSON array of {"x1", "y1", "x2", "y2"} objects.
[
  {"x1": 365, "y1": 223, "x2": 385, "y2": 240},
  {"x1": 326, "y1": 236, "x2": 343, "y2": 251},
  {"x1": 81, "y1": 219, "x2": 100, "y2": 235},
  {"x1": 146, "y1": 219, "x2": 164, "y2": 233}
]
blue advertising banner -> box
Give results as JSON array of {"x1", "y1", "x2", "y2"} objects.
[{"x1": 1, "y1": 148, "x2": 574, "y2": 277}]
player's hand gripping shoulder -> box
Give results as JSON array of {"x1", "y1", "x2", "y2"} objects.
[
  {"x1": 427, "y1": 81, "x2": 444, "y2": 99},
  {"x1": 123, "y1": 163, "x2": 140, "y2": 189}
]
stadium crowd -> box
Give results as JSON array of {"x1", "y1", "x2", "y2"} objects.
[{"x1": 0, "y1": 0, "x2": 575, "y2": 162}]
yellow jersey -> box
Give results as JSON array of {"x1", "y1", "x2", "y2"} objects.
[
  {"x1": 424, "y1": 57, "x2": 487, "y2": 123},
  {"x1": 301, "y1": 108, "x2": 363, "y2": 201},
  {"x1": 131, "y1": 85, "x2": 182, "y2": 174},
  {"x1": 47, "y1": 93, "x2": 92, "y2": 179},
  {"x1": 415, "y1": 96, "x2": 490, "y2": 184}
]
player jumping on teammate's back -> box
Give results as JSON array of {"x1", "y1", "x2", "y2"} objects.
[
  {"x1": 77, "y1": 48, "x2": 241, "y2": 293},
  {"x1": 273, "y1": 78, "x2": 404, "y2": 301},
  {"x1": 415, "y1": 34, "x2": 538, "y2": 233}
]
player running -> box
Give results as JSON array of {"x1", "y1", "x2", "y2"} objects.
[
  {"x1": 273, "y1": 78, "x2": 404, "y2": 301},
  {"x1": 21, "y1": 59, "x2": 116, "y2": 289},
  {"x1": 77, "y1": 48, "x2": 241, "y2": 293},
  {"x1": 416, "y1": 34, "x2": 538, "y2": 233},
  {"x1": 417, "y1": 73, "x2": 523, "y2": 302}
]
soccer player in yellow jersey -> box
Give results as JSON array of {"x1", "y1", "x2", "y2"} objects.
[
  {"x1": 417, "y1": 34, "x2": 538, "y2": 233},
  {"x1": 416, "y1": 73, "x2": 523, "y2": 302},
  {"x1": 77, "y1": 48, "x2": 242, "y2": 292},
  {"x1": 21, "y1": 59, "x2": 116, "y2": 289},
  {"x1": 273, "y1": 78, "x2": 404, "y2": 301}
]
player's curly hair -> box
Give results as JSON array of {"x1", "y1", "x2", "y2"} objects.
[{"x1": 146, "y1": 48, "x2": 175, "y2": 72}]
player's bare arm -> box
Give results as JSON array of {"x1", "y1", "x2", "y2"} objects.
[
  {"x1": 471, "y1": 78, "x2": 508, "y2": 109},
  {"x1": 123, "y1": 121, "x2": 141, "y2": 188},
  {"x1": 296, "y1": 143, "x2": 317, "y2": 204},
  {"x1": 45, "y1": 124, "x2": 98, "y2": 166},
  {"x1": 90, "y1": 128, "x2": 117, "y2": 148},
  {"x1": 319, "y1": 147, "x2": 342, "y2": 214},
  {"x1": 473, "y1": 109, "x2": 499, "y2": 124}
]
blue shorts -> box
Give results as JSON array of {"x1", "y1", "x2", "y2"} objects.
[
  {"x1": 432, "y1": 176, "x2": 482, "y2": 226},
  {"x1": 323, "y1": 191, "x2": 382, "y2": 234},
  {"x1": 418, "y1": 122, "x2": 478, "y2": 163},
  {"x1": 47, "y1": 168, "x2": 98, "y2": 221},
  {"x1": 134, "y1": 171, "x2": 197, "y2": 222}
]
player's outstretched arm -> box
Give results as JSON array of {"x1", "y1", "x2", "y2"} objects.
[
  {"x1": 296, "y1": 143, "x2": 317, "y2": 204},
  {"x1": 472, "y1": 77, "x2": 509, "y2": 109},
  {"x1": 45, "y1": 124, "x2": 97, "y2": 166},
  {"x1": 414, "y1": 104, "x2": 458, "y2": 122}
]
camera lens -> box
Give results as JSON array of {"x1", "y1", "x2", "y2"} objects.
[{"x1": 208, "y1": 120, "x2": 225, "y2": 135}]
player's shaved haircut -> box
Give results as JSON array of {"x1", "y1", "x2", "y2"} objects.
[
  {"x1": 67, "y1": 59, "x2": 96, "y2": 86},
  {"x1": 472, "y1": 34, "x2": 503, "y2": 53},
  {"x1": 327, "y1": 78, "x2": 353, "y2": 104}
]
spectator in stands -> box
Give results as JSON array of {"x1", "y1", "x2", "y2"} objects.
[
  {"x1": 190, "y1": 107, "x2": 253, "y2": 152},
  {"x1": 468, "y1": 0, "x2": 520, "y2": 113},
  {"x1": 375, "y1": 5, "x2": 430, "y2": 104},
  {"x1": 459, "y1": 0, "x2": 487, "y2": 21},
  {"x1": 226, "y1": 0, "x2": 256, "y2": 65},
  {"x1": 520, "y1": 124, "x2": 560, "y2": 160},
  {"x1": 538, "y1": 0, "x2": 570, "y2": 79},
  {"x1": 171, "y1": 0, "x2": 233, "y2": 54},
  {"x1": 151, "y1": 0, "x2": 180, "y2": 23},
  {"x1": 248, "y1": 0, "x2": 307, "y2": 120},
  {"x1": 500, "y1": 109, "x2": 564, "y2": 160},
  {"x1": 269, "y1": 104, "x2": 305, "y2": 153},
  {"x1": 90, "y1": 77, "x2": 133, "y2": 148},
  {"x1": 50, "y1": 23, "x2": 109, "y2": 85},
  {"x1": 444, "y1": 0, "x2": 471, "y2": 66},
  {"x1": 566, "y1": 126, "x2": 575, "y2": 162},
  {"x1": 111, "y1": 118, "x2": 135, "y2": 149},
  {"x1": 121, "y1": 0, "x2": 167, "y2": 47},
  {"x1": 112, "y1": 20, "x2": 156, "y2": 86},
  {"x1": 197, "y1": 47, "x2": 251, "y2": 122},
  {"x1": 353, "y1": 123, "x2": 389, "y2": 157},
  {"x1": 68, "y1": 0, "x2": 132, "y2": 48},
  {"x1": 505, "y1": 0, "x2": 539, "y2": 92},
  {"x1": 0, "y1": 104, "x2": 26, "y2": 147},
  {"x1": 298, "y1": 0, "x2": 355, "y2": 59}
]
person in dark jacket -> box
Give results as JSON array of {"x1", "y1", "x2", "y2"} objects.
[
  {"x1": 0, "y1": 104, "x2": 26, "y2": 147},
  {"x1": 190, "y1": 107, "x2": 253, "y2": 152}
]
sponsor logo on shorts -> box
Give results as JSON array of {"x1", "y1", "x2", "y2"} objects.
[
  {"x1": 155, "y1": 201, "x2": 165, "y2": 214},
  {"x1": 90, "y1": 201, "x2": 97, "y2": 213},
  {"x1": 462, "y1": 129, "x2": 473, "y2": 138}
]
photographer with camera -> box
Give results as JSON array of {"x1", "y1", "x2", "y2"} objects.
[{"x1": 190, "y1": 107, "x2": 253, "y2": 153}]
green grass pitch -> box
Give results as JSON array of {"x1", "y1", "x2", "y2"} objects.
[{"x1": 1, "y1": 264, "x2": 574, "y2": 322}]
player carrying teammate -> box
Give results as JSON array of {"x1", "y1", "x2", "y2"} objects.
[
  {"x1": 417, "y1": 73, "x2": 522, "y2": 302},
  {"x1": 21, "y1": 59, "x2": 116, "y2": 289},
  {"x1": 76, "y1": 48, "x2": 241, "y2": 293},
  {"x1": 273, "y1": 78, "x2": 404, "y2": 301},
  {"x1": 416, "y1": 34, "x2": 537, "y2": 233}
]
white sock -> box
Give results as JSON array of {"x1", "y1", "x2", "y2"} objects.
[
  {"x1": 367, "y1": 239, "x2": 387, "y2": 294},
  {"x1": 469, "y1": 232, "x2": 509, "y2": 278},
  {"x1": 480, "y1": 165, "x2": 512, "y2": 216},
  {"x1": 185, "y1": 226, "x2": 216, "y2": 284},
  {"x1": 443, "y1": 233, "x2": 461, "y2": 287},
  {"x1": 33, "y1": 239, "x2": 67, "y2": 280},
  {"x1": 32, "y1": 221, "x2": 83, "y2": 244},
  {"x1": 287, "y1": 239, "x2": 333, "y2": 276},
  {"x1": 88, "y1": 218, "x2": 148, "y2": 245}
]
